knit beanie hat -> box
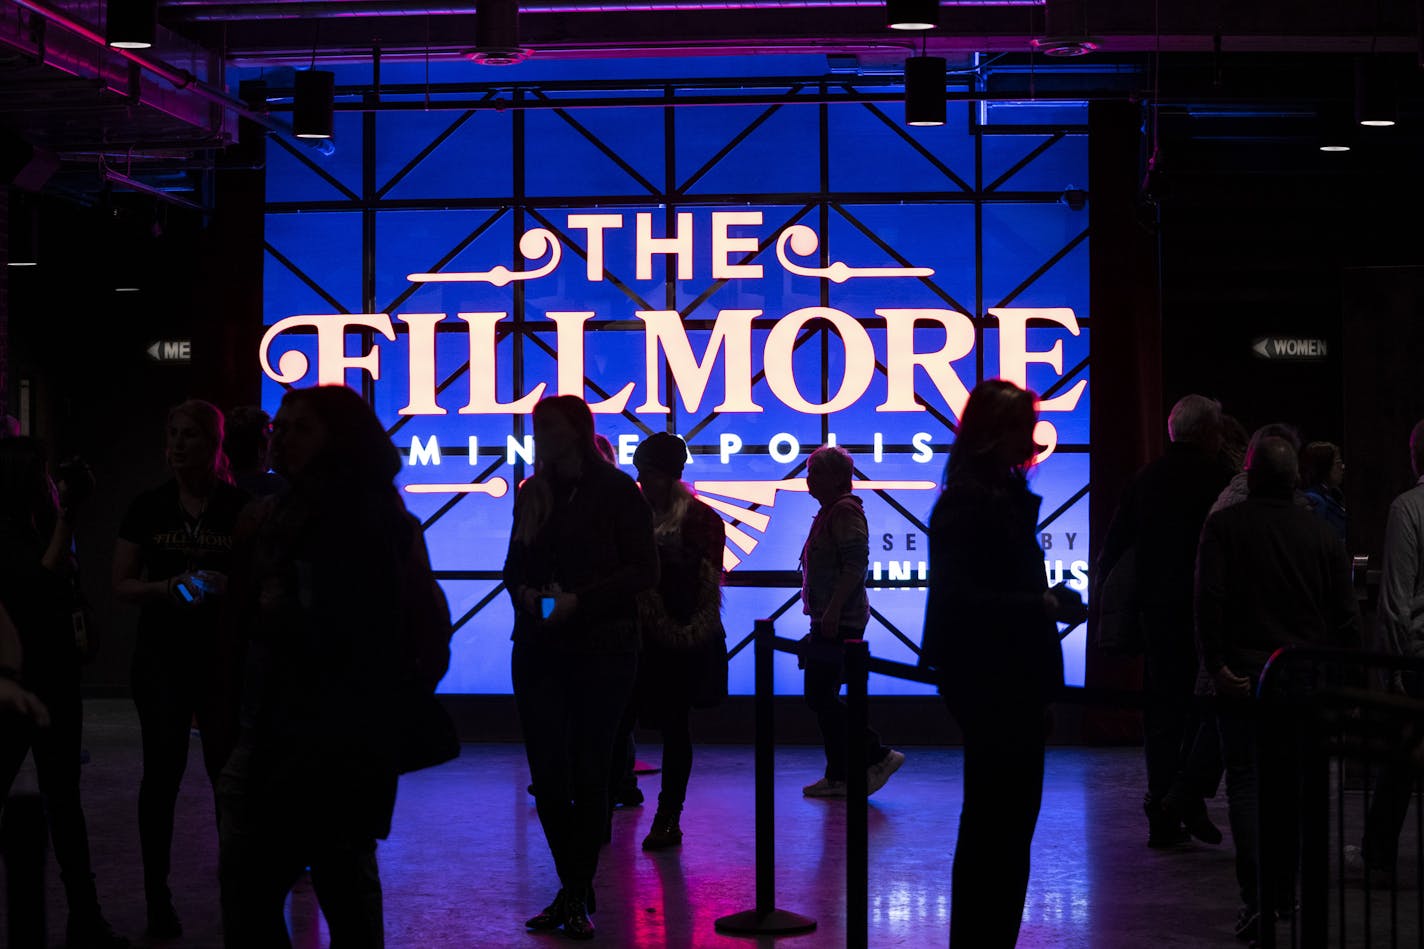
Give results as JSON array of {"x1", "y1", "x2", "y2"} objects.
[{"x1": 633, "y1": 432, "x2": 688, "y2": 478}]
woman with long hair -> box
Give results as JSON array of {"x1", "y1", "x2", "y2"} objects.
[
  {"x1": 1300, "y1": 440, "x2": 1346, "y2": 540},
  {"x1": 921, "y1": 379, "x2": 1087, "y2": 948},
  {"x1": 113, "y1": 400, "x2": 250, "y2": 940},
  {"x1": 0, "y1": 438, "x2": 129, "y2": 948},
  {"x1": 218, "y1": 384, "x2": 448, "y2": 947},
  {"x1": 505, "y1": 395, "x2": 658, "y2": 940}
]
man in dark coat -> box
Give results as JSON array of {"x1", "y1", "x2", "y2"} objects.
[
  {"x1": 1195, "y1": 437, "x2": 1359, "y2": 940},
  {"x1": 1098, "y1": 394, "x2": 1231, "y2": 845}
]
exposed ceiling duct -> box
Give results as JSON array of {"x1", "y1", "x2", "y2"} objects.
[{"x1": 0, "y1": 0, "x2": 1420, "y2": 207}]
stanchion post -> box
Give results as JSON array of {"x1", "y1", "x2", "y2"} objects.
[
  {"x1": 1298, "y1": 716, "x2": 1329, "y2": 949},
  {"x1": 845, "y1": 639, "x2": 870, "y2": 949},
  {"x1": 715, "y1": 619, "x2": 818, "y2": 937},
  {"x1": 1255, "y1": 700, "x2": 1277, "y2": 949}
]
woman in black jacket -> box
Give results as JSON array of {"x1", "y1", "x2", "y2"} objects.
[
  {"x1": 920, "y1": 379, "x2": 1086, "y2": 949},
  {"x1": 0, "y1": 438, "x2": 128, "y2": 948},
  {"x1": 505, "y1": 396, "x2": 658, "y2": 940},
  {"x1": 218, "y1": 385, "x2": 446, "y2": 948}
]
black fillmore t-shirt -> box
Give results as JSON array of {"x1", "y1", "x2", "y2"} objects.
[{"x1": 119, "y1": 479, "x2": 250, "y2": 643}]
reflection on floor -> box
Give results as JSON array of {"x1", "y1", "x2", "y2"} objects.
[{"x1": 1, "y1": 700, "x2": 1418, "y2": 947}]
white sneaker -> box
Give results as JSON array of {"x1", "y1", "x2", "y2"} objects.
[
  {"x1": 802, "y1": 777, "x2": 847, "y2": 798},
  {"x1": 866, "y1": 749, "x2": 906, "y2": 796}
]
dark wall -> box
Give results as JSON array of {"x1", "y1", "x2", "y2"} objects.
[
  {"x1": 1159, "y1": 176, "x2": 1348, "y2": 444},
  {"x1": 7, "y1": 172, "x2": 264, "y2": 692},
  {"x1": 1342, "y1": 267, "x2": 1424, "y2": 562},
  {"x1": 1153, "y1": 54, "x2": 1424, "y2": 561}
]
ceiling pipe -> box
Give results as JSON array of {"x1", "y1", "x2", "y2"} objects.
[
  {"x1": 166, "y1": 0, "x2": 1039, "y2": 20},
  {"x1": 103, "y1": 167, "x2": 207, "y2": 212},
  {"x1": 262, "y1": 88, "x2": 1108, "y2": 112},
  {"x1": 8, "y1": 0, "x2": 309, "y2": 143}
]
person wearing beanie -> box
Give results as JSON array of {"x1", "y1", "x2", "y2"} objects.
[{"x1": 613, "y1": 433, "x2": 728, "y2": 850}]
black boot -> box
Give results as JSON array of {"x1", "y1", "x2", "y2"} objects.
[
  {"x1": 144, "y1": 898, "x2": 182, "y2": 940},
  {"x1": 525, "y1": 889, "x2": 568, "y2": 931},
  {"x1": 563, "y1": 887, "x2": 595, "y2": 940},
  {"x1": 642, "y1": 813, "x2": 684, "y2": 851},
  {"x1": 1144, "y1": 793, "x2": 1189, "y2": 848},
  {"x1": 1171, "y1": 795, "x2": 1222, "y2": 845},
  {"x1": 66, "y1": 908, "x2": 131, "y2": 949}
]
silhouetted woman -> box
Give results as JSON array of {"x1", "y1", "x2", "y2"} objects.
[
  {"x1": 113, "y1": 400, "x2": 249, "y2": 939},
  {"x1": 218, "y1": 384, "x2": 448, "y2": 948},
  {"x1": 1300, "y1": 440, "x2": 1346, "y2": 541},
  {"x1": 0, "y1": 438, "x2": 128, "y2": 947},
  {"x1": 920, "y1": 379, "x2": 1086, "y2": 948},
  {"x1": 628, "y1": 432, "x2": 726, "y2": 851},
  {"x1": 505, "y1": 395, "x2": 658, "y2": 940}
]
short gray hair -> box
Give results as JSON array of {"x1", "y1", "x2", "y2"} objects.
[
  {"x1": 1167, "y1": 394, "x2": 1222, "y2": 445},
  {"x1": 807, "y1": 444, "x2": 854, "y2": 488},
  {"x1": 1246, "y1": 436, "x2": 1299, "y2": 498}
]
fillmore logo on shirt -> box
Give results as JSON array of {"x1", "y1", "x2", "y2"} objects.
[{"x1": 151, "y1": 530, "x2": 234, "y2": 551}]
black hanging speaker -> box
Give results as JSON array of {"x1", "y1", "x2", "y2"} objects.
[
  {"x1": 905, "y1": 56, "x2": 946, "y2": 127},
  {"x1": 293, "y1": 70, "x2": 336, "y2": 140},
  {"x1": 1355, "y1": 57, "x2": 1397, "y2": 128}
]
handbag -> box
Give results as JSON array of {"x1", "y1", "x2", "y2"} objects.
[
  {"x1": 395, "y1": 686, "x2": 460, "y2": 774},
  {"x1": 394, "y1": 519, "x2": 461, "y2": 774}
]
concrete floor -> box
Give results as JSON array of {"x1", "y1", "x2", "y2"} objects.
[{"x1": 1, "y1": 700, "x2": 1420, "y2": 947}]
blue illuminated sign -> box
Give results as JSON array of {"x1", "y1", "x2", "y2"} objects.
[{"x1": 257, "y1": 57, "x2": 1091, "y2": 696}]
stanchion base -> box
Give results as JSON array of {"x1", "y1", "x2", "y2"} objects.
[{"x1": 714, "y1": 908, "x2": 818, "y2": 936}]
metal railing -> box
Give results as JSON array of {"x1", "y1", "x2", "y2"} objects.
[
  {"x1": 714, "y1": 616, "x2": 1140, "y2": 947},
  {"x1": 1255, "y1": 645, "x2": 1424, "y2": 949}
]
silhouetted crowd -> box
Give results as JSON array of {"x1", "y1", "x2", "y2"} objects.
[{"x1": 0, "y1": 382, "x2": 1413, "y2": 947}]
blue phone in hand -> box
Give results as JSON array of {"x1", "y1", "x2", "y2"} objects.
[
  {"x1": 174, "y1": 579, "x2": 198, "y2": 604},
  {"x1": 540, "y1": 596, "x2": 556, "y2": 619}
]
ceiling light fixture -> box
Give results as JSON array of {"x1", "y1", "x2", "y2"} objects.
[
  {"x1": 1318, "y1": 100, "x2": 1353, "y2": 152},
  {"x1": 293, "y1": 70, "x2": 335, "y2": 140},
  {"x1": 1356, "y1": 57, "x2": 1397, "y2": 127},
  {"x1": 105, "y1": 0, "x2": 157, "y2": 50},
  {"x1": 886, "y1": 0, "x2": 939, "y2": 31},
  {"x1": 905, "y1": 55, "x2": 946, "y2": 127}
]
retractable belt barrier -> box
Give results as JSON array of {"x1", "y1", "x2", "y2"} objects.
[{"x1": 714, "y1": 617, "x2": 1147, "y2": 946}]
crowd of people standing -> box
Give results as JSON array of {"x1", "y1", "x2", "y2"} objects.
[{"x1": 1, "y1": 378, "x2": 1416, "y2": 948}]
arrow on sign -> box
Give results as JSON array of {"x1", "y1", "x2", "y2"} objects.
[
  {"x1": 146, "y1": 340, "x2": 192, "y2": 363},
  {"x1": 1250, "y1": 336, "x2": 1328, "y2": 362}
]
